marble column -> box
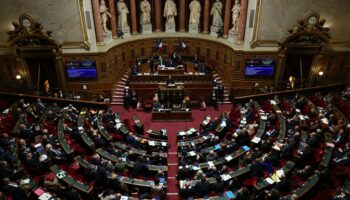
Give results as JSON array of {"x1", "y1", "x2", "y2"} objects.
[
  {"x1": 130, "y1": 0, "x2": 138, "y2": 34},
  {"x1": 178, "y1": 0, "x2": 186, "y2": 32},
  {"x1": 91, "y1": 0, "x2": 104, "y2": 45},
  {"x1": 108, "y1": 0, "x2": 118, "y2": 38},
  {"x1": 202, "y1": 0, "x2": 210, "y2": 34},
  {"x1": 223, "y1": 0, "x2": 232, "y2": 38},
  {"x1": 236, "y1": 0, "x2": 248, "y2": 44},
  {"x1": 155, "y1": 0, "x2": 162, "y2": 32}
]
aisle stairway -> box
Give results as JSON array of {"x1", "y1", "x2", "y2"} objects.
[
  {"x1": 212, "y1": 73, "x2": 231, "y2": 104},
  {"x1": 111, "y1": 73, "x2": 129, "y2": 105},
  {"x1": 166, "y1": 129, "x2": 179, "y2": 199}
]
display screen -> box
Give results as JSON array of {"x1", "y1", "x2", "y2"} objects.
[
  {"x1": 244, "y1": 58, "x2": 275, "y2": 77},
  {"x1": 66, "y1": 60, "x2": 97, "y2": 79}
]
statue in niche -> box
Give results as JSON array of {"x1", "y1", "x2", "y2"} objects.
[
  {"x1": 140, "y1": 0, "x2": 151, "y2": 24},
  {"x1": 189, "y1": 0, "x2": 201, "y2": 25},
  {"x1": 210, "y1": 0, "x2": 223, "y2": 28},
  {"x1": 231, "y1": 0, "x2": 240, "y2": 31},
  {"x1": 100, "y1": 0, "x2": 111, "y2": 33},
  {"x1": 117, "y1": 0, "x2": 129, "y2": 29},
  {"x1": 164, "y1": 0, "x2": 177, "y2": 24}
]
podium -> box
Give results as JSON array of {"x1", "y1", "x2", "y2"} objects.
[{"x1": 158, "y1": 83, "x2": 184, "y2": 105}]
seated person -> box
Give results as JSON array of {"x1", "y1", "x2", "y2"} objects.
[{"x1": 166, "y1": 76, "x2": 175, "y2": 86}]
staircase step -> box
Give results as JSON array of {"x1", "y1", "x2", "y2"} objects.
[
  {"x1": 111, "y1": 102, "x2": 124, "y2": 105},
  {"x1": 112, "y1": 95, "x2": 124, "y2": 98},
  {"x1": 113, "y1": 91, "x2": 124, "y2": 95}
]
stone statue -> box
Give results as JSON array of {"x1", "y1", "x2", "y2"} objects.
[
  {"x1": 164, "y1": 0, "x2": 177, "y2": 24},
  {"x1": 100, "y1": 0, "x2": 111, "y2": 33},
  {"x1": 140, "y1": 0, "x2": 151, "y2": 24},
  {"x1": 189, "y1": 0, "x2": 201, "y2": 25},
  {"x1": 117, "y1": 0, "x2": 129, "y2": 29},
  {"x1": 231, "y1": 0, "x2": 240, "y2": 31},
  {"x1": 210, "y1": 0, "x2": 223, "y2": 28}
]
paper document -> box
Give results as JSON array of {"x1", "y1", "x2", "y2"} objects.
[
  {"x1": 225, "y1": 155, "x2": 233, "y2": 162},
  {"x1": 265, "y1": 177, "x2": 275, "y2": 184},
  {"x1": 251, "y1": 137, "x2": 261, "y2": 144}
]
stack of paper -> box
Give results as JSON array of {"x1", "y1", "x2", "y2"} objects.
[
  {"x1": 221, "y1": 174, "x2": 231, "y2": 181},
  {"x1": 251, "y1": 137, "x2": 261, "y2": 144},
  {"x1": 225, "y1": 155, "x2": 233, "y2": 162},
  {"x1": 188, "y1": 151, "x2": 196, "y2": 156}
]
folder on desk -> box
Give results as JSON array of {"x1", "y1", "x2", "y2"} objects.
[
  {"x1": 225, "y1": 191, "x2": 236, "y2": 199},
  {"x1": 242, "y1": 145, "x2": 250, "y2": 151},
  {"x1": 214, "y1": 144, "x2": 221, "y2": 150}
]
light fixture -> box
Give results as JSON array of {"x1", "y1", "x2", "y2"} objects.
[
  {"x1": 318, "y1": 71, "x2": 324, "y2": 76},
  {"x1": 16, "y1": 75, "x2": 21, "y2": 80}
]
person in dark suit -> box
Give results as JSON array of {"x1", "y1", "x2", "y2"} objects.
[
  {"x1": 306, "y1": 131, "x2": 322, "y2": 148},
  {"x1": 132, "y1": 157, "x2": 148, "y2": 178},
  {"x1": 46, "y1": 144, "x2": 67, "y2": 163},
  {"x1": 194, "y1": 176, "x2": 211, "y2": 198},
  {"x1": 211, "y1": 177, "x2": 226, "y2": 195},
  {"x1": 179, "y1": 181, "x2": 195, "y2": 199},
  {"x1": 294, "y1": 165, "x2": 313, "y2": 179},
  {"x1": 334, "y1": 129, "x2": 347, "y2": 145},
  {"x1": 166, "y1": 76, "x2": 175, "y2": 85},
  {"x1": 177, "y1": 164, "x2": 191, "y2": 180}
]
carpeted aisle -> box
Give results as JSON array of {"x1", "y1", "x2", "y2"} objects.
[{"x1": 111, "y1": 105, "x2": 232, "y2": 199}]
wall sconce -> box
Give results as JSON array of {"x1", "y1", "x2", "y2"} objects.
[
  {"x1": 318, "y1": 71, "x2": 324, "y2": 76},
  {"x1": 16, "y1": 74, "x2": 22, "y2": 80}
]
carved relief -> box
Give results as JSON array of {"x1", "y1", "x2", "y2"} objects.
[
  {"x1": 278, "y1": 12, "x2": 331, "y2": 54},
  {"x1": 7, "y1": 14, "x2": 59, "y2": 48}
]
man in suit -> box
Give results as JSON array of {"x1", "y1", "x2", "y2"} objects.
[
  {"x1": 132, "y1": 157, "x2": 148, "y2": 178},
  {"x1": 194, "y1": 175, "x2": 211, "y2": 198},
  {"x1": 46, "y1": 144, "x2": 67, "y2": 162},
  {"x1": 177, "y1": 164, "x2": 191, "y2": 180},
  {"x1": 166, "y1": 76, "x2": 175, "y2": 85},
  {"x1": 179, "y1": 181, "x2": 195, "y2": 199},
  {"x1": 334, "y1": 129, "x2": 347, "y2": 145}
]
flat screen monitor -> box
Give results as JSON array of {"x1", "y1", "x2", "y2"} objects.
[
  {"x1": 244, "y1": 58, "x2": 275, "y2": 77},
  {"x1": 66, "y1": 60, "x2": 97, "y2": 79}
]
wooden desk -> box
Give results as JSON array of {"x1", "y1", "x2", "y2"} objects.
[
  {"x1": 152, "y1": 110, "x2": 192, "y2": 122},
  {"x1": 50, "y1": 165, "x2": 92, "y2": 193},
  {"x1": 157, "y1": 66, "x2": 184, "y2": 75}
]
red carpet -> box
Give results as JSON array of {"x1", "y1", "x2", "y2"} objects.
[{"x1": 111, "y1": 105, "x2": 233, "y2": 198}]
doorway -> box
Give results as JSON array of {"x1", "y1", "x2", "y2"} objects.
[
  {"x1": 25, "y1": 57, "x2": 58, "y2": 90},
  {"x1": 283, "y1": 55, "x2": 314, "y2": 88}
]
